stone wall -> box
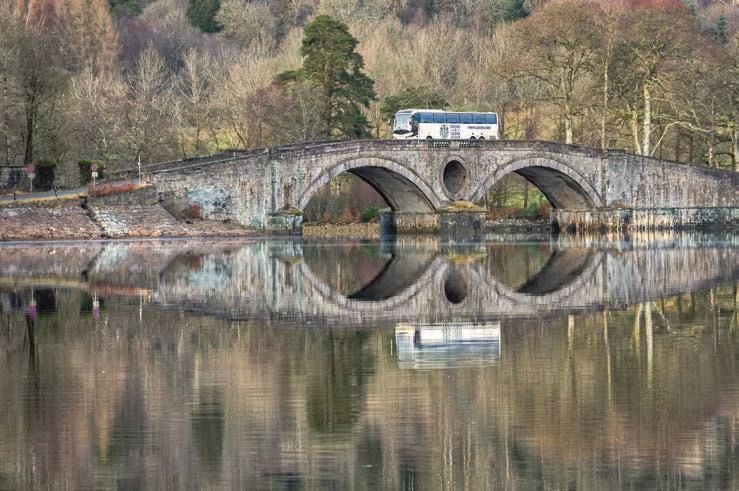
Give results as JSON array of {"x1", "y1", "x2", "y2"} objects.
[
  {"x1": 0, "y1": 166, "x2": 25, "y2": 191},
  {"x1": 604, "y1": 154, "x2": 737, "y2": 208},
  {"x1": 552, "y1": 207, "x2": 739, "y2": 235},
  {"x1": 88, "y1": 183, "x2": 158, "y2": 206}
]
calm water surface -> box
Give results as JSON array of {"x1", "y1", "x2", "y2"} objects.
[{"x1": 0, "y1": 235, "x2": 737, "y2": 490}]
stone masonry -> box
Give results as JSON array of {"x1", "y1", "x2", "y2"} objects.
[{"x1": 119, "y1": 140, "x2": 737, "y2": 234}]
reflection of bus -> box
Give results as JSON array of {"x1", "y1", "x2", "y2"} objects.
[
  {"x1": 395, "y1": 322, "x2": 501, "y2": 369},
  {"x1": 392, "y1": 109, "x2": 500, "y2": 140}
]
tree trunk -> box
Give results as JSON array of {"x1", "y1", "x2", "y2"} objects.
[
  {"x1": 23, "y1": 92, "x2": 35, "y2": 165},
  {"x1": 601, "y1": 38, "x2": 613, "y2": 153},
  {"x1": 523, "y1": 180, "x2": 529, "y2": 209},
  {"x1": 642, "y1": 84, "x2": 651, "y2": 156},
  {"x1": 631, "y1": 109, "x2": 641, "y2": 155},
  {"x1": 564, "y1": 109, "x2": 573, "y2": 144},
  {"x1": 2, "y1": 72, "x2": 9, "y2": 166},
  {"x1": 674, "y1": 128, "x2": 680, "y2": 162},
  {"x1": 732, "y1": 119, "x2": 737, "y2": 172}
]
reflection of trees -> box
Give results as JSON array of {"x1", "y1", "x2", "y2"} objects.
[
  {"x1": 191, "y1": 387, "x2": 225, "y2": 477},
  {"x1": 482, "y1": 243, "x2": 552, "y2": 290},
  {"x1": 0, "y1": 283, "x2": 736, "y2": 489},
  {"x1": 306, "y1": 330, "x2": 375, "y2": 434},
  {"x1": 302, "y1": 243, "x2": 389, "y2": 295}
]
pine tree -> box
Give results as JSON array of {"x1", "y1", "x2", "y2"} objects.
[
  {"x1": 380, "y1": 87, "x2": 449, "y2": 122},
  {"x1": 186, "y1": 0, "x2": 223, "y2": 33},
  {"x1": 713, "y1": 14, "x2": 728, "y2": 44},
  {"x1": 501, "y1": 0, "x2": 528, "y2": 22},
  {"x1": 280, "y1": 15, "x2": 375, "y2": 139}
]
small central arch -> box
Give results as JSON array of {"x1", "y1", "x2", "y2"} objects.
[
  {"x1": 298, "y1": 156, "x2": 440, "y2": 213},
  {"x1": 472, "y1": 156, "x2": 603, "y2": 209}
]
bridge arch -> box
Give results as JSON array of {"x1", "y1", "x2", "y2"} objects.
[
  {"x1": 297, "y1": 156, "x2": 441, "y2": 212},
  {"x1": 472, "y1": 155, "x2": 603, "y2": 209}
]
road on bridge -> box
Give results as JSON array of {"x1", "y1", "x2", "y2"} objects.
[{"x1": 0, "y1": 186, "x2": 87, "y2": 204}]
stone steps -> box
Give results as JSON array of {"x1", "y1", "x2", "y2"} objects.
[{"x1": 89, "y1": 204, "x2": 188, "y2": 238}]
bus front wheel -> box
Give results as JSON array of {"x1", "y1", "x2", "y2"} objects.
[{"x1": 469, "y1": 136, "x2": 476, "y2": 140}]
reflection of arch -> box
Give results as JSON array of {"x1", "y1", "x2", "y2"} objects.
[
  {"x1": 481, "y1": 252, "x2": 602, "y2": 308},
  {"x1": 298, "y1": 257, "x2": 444, "y2": 313},
  {"x1": 348, "y1": 253, "x2": 436, "y2": 301},
  {"x1": 298, "y1": 156, "x2": 441, "y2": 212},
  {"x1": 299, "y1": 246, "x2": 601, "y2": 317},
  {"x1": 472, "y1": 155, "x2": 603, "y2": 209},
  {"x1": 516, "y1": 249, "x2": 596, "y2": 295}
]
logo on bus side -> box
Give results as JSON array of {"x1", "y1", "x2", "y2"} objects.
[{"x1": 440, "y1": 124, "x2": 449, "y2": 139}]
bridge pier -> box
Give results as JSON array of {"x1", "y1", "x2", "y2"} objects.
[
  {"x1": 266, "y1": 210, "x2": 303, "y2": 235},
  {"x1": 552, "y1": 207, "x2": 738, "y2": 235}
]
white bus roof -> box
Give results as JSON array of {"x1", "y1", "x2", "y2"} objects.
[{"x1": 396, "y1": 109, "x2": 497, "y2": 114}]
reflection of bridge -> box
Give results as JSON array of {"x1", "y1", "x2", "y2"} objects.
[
  {"x1": 0, "y1": 238, "x2": 736, "y2": 324},
  {"x1": 116, "y1": 140, "x2": 737, "y2": 233}
]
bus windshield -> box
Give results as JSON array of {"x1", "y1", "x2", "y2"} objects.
[{"x1": 393, "y1": 113, "x2": 412, "y2": 134}]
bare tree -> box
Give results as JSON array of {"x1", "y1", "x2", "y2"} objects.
[{"x1": 504, "y1": 0, "x2": 600, "y2": 144}]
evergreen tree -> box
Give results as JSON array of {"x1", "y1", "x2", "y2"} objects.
[
  {"x1": 380, "y1": 87, "x2": 449, "y2": 122},
  {"x1": 713, "y1": 14, "x2": 728, "y2": 44},
  {"x1": 107, "y1": 0, "x2": 142, "y2": 17},
  {"x1": 484, "y1": 0, "x2": 528, "y2": 28},
  {"x1": 280, "y1": 15, "x2": 375, "y2": 139},
  {"x1": 500, "y1": 0, "x2": 527, "y2": 22},
  {"x1": 186, "y1": 0, "x2": 223, "y2": 33}
]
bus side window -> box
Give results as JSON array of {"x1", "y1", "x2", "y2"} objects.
[
  {"x1": 485, "y1": 114, "x2": 497, "y2": 124},
  {"x1": 433, "y1": 113, "x2": 446, "y2": 123},
  {"x1": 412, "y1": 114, "x2": 420, "y2": 123},
  {"x1": 447, "y1": 113, "x2": 460, "y2": 124},
  {"x1": 461, "y1": 113, "x2": 472, "y2": 124},
  {"x1": 473, "y1": 114, "x2": 486, "y2": 124},
  {"x1": 420, "y1": 113, "x2": 433, "y2": 123}
]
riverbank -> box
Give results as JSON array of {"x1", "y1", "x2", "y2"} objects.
[
  {"x1": 1, "y1": 183, "x2": 549, "y2": 241},
  {"x1": 0, "y1": 193, "x2": 255, "y2": 241}
]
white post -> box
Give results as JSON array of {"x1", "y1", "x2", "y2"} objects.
[{"x1": 138, "y1": 154, "x2": 142, "y2": 182}]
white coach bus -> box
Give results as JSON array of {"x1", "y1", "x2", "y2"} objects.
[{"x1": 392, "y1": 109, "x2": 500, "y2": 140}]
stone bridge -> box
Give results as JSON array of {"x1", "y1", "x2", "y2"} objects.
[{"x1": 120, "y1": 140, "x2": 738, "y2": 234}]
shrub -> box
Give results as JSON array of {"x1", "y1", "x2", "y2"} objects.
[
  {"x1": 78, "y1": 160, "x2": 105, "y2": 185},
  {"x1": 360, "y1": 205, "x2": 380, "y2": 222},
  {"x1": 522, "y1": 202, "x2": 547, "y2": 219}
]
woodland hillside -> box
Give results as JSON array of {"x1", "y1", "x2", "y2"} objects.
[{"x1": 0, "y1": 0, "x2": 737, "y2": 190}]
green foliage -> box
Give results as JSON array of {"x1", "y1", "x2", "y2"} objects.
[
  {"x1": 484, "y1": 0, "x2": 528, "y2": 28},
  {"x1": 186, "y1": 0, "x2": 223, "y2": 33},
  {"x1": 280, "y1": 15, "x2": 375, "y2": 139},
  {"x1": 682, "y1": 0, "x2": 697, "y2": 16},
  {"x1": 108, "y1": 0, "x2": 142, "y2": 17},
  {"x1": 712, "y1": 15, "x2": 728, "y2": 44},
  {"x1": 33, "y1": 159, "x2": 56, "y2": 191},
  {"x1": 78, "y1": 160, "x2": 105, "y2": 185},
  {"x1": 521, "y1": 202, "x2": 543, "y2": 219},
  {"x1": 360, "y1": 205, "x2": 380, "y2": 223},
  {"x1": 380, "y1": 87, "x2": 449, "y2": 122}
]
